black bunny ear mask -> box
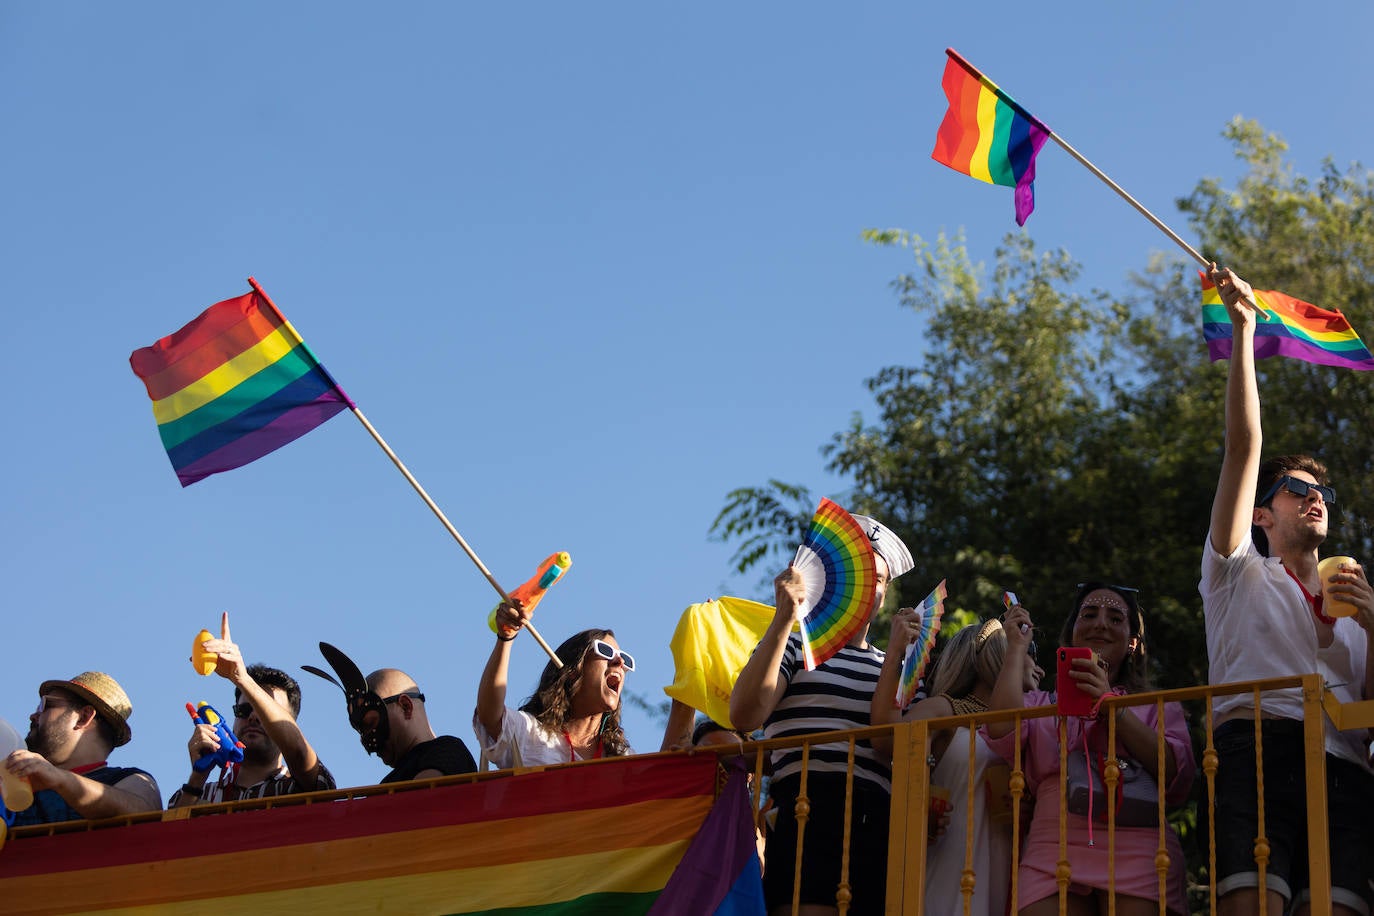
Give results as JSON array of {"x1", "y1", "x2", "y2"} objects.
[{"x1": 302, "y1": 642, "x2": 390, "y2": 755}]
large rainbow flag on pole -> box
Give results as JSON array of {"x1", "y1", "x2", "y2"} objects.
[
  {"x1": 129, "y1": 279, "x2": 355, "y2": 486},
  {"x1": 1200, "y1": 274, "x2": 1374, "y2": 370},
  {"x1": 931, "y1": 48, "x2": 1050, "y2": 226}
]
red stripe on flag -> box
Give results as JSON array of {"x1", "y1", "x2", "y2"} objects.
[
  {"x1": 130, "y1": 292, "x2": 284, "y2": 398},
  {"x1": 933, "y1": 57, "x2": 984, "y2": 174}
]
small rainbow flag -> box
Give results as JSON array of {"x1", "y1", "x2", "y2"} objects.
[
  {"x1": 130, "y1": 281, "x2": 355, "y2": 486},
  {"x1": 931, "y1": 49, "x2": 1050, "y2": 226},
  {"x1": 1200, "y1": 274, "x2": 1374, "y2": 371},
  {"x1": 895, "y1": 579, "x2": 946, "y2": 709}
]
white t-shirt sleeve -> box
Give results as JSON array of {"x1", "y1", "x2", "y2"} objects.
[{"x1": 472, "y1": 706, "x2": 526, "y2": 770}]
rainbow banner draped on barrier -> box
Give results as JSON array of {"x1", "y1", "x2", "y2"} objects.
[
  {"x1": 129, "y1": 282, "x2": 354, "y2": 486},
  {"x1": 1200, "y1": 274, "x2": 1374, "y2": 371},
  {"x1": 931, "y1": 48, "x2": 1050, "y2": 226},
  {"x1": 0, "y1": 755, "x2": 762, "y2": 915}
]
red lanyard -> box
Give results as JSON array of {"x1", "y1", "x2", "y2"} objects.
[
  {"x1": 70, "y1": 760, "x2": 108, "y2": 775},
  {"x1": 1283, "y1": 566, "x2": 1335, "y2": 626},
  {"x1": 562, "y1": 731, "x2": 603, "y2": 763}
]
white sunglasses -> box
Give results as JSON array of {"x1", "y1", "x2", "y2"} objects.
[{"x1": 589, "y1": 639, "x2": 635, "y2": 672}]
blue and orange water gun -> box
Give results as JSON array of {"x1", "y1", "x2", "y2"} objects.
[
  {"x1": 185, "y1": 702, "x2": 245, "y2": 773},
  {"x1": 488, "y1": 551, "x2": 572, "y2": 635}
]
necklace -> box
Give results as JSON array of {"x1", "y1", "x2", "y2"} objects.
[
  {"x1": 943, "y1": 693, "x2": 989, "y2": 716},
  {"x1": 561, "y1": 729, "x2": 604, "y2": 763}
]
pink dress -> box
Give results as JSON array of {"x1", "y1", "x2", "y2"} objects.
[{"x1": 982, "y1": 691, "x2": 1195, "y2": 915}]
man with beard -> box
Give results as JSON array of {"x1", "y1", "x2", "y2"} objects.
[
  {"x1": 170, "y1": 614, "x2": 335, "y2": 805},
  {"x1": 5, "y1": 670, "x2": 161, "y2": 825},
  {"x1": 366, "y1": 668, "x2": 476, "y2": 783}
]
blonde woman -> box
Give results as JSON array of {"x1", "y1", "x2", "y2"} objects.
[{"x1": 873, "y1": 613, "x2": 1041, "y2": 916}]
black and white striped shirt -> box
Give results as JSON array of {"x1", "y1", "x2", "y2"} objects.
[{"x1": 762, "y1": 635, "x2": 890, "y2": 793}]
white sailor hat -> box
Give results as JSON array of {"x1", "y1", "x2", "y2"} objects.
[{"x1": 849, "y1": 514, "x2": 914, "y2": 579}]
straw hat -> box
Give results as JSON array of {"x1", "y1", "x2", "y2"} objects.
[{"x1": 39, "y1": 671, "x2": 133, "y2": 747}]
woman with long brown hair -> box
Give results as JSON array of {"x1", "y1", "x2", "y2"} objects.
[{"x1": 474, "y1": 602, "x2": 632, "y2": 768}]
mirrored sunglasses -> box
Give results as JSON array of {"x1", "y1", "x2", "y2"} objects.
[
  {"x1": 590, "y1": 639, "x2": 635, "y2": 671},
  {"x1": 35, "y1": 695, "x2": 78, "y2": 716}
]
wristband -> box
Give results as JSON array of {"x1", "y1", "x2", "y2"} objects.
[
  {"x1": 496, "y1": 631, "x2": 517, "y2": 642},
  {"x1": 181, "y1": 782, "x2": 204, "y2": 797}
]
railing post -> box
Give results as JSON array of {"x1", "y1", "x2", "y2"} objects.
[
  {"x1": 885, "y1": 718, "x2": 931, "y2": 915},
  {"x1": 1301, "y1": 673, "x2": 1332, "y2": 915}
]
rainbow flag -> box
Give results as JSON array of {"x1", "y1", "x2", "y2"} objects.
[
  {"x1": 1200, "y1": 275, "x2": 1374, "y2": 371},
  {"x1": 129, "y1": 282, "x2": 354, "y2": 486},
  {"x1": 648, "y1": 763, "x2": 765, "y2": 916},
  {"x1": 931, "y1": 49, "x2": 1050, "y2": 226},
  {"x1": 0, "y1": 755, "x2": 761, "y2": 915}
]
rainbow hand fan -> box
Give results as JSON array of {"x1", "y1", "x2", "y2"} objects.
[
  {"x1": 791, "y1": 498, "x2": 878, "y2": 670},
  {"x1": 895, "y1": 579, "x2": 947, "y2": 709}
]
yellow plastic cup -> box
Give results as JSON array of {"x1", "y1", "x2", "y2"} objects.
[
  {"x1": 190, "y1": 629, "x2": 217, "y2": 675},
  {"x1": 0, "y1": 718, "x2": 33, "y2": 812},
  {"x1": 1318, "y1": 556, "x2": 1360, "y2": 617}
]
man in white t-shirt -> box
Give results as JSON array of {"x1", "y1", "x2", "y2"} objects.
[{"x1": 1201, "y1": 265, "x2": 1374, "y2": 916}]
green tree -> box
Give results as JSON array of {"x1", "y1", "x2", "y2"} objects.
[{"x1": 712, "y1": 120, "x2": 1374, "y2": 692}]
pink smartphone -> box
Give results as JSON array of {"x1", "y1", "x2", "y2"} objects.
[{"x1": 1057, "y1": 647, "x2": 1098, "y2": 717}]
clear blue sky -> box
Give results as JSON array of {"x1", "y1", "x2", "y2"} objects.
[{"x1": 4, "y1": 2, "x2": 1371, "y2": 795}]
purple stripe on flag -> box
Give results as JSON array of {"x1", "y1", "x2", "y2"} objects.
[
  {"x1": 1206, "y1": 334, "x2": 1374, "y2": 370},
  {"x1": 1013, "y1": 121, "x2": 1049, "y2": 226},
  {"x1": 647, "y1": 763, "x2": 764, "y2": 916},
  {"x1": 173, "y1": 393, "x2": 350, "y2": 486}
]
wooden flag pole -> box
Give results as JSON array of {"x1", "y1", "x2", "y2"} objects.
[
  {"x1": 1041, "y1": 131, "x2": 1208, "y2": 268},
  {"x1": 943, "y1": 50, "x2": 1209, "y2": 271},
  {"x1": 944, "y1": 50, "x2": 1268, "y2": 318},
  {"x1": 246, "y1": 277, "x2": 563, "y2": 668}
]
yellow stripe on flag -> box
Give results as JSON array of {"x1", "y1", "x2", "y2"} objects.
[
  {"x1": 151, "y1": 324, "x2": 301, "y2": 424},
  {"x1": 42, "y1": 840, "x2": 690, "y2": 916},
  {"x1": 968, "y1": 86, "x2": 999, "y2": 184}
]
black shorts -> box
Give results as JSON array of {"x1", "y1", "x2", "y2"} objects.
[
  {"x1": 1205, "y1": 718, "x2": 1374, "y2": 915},
  {"x1": 763, "y1": 774, "x2": 889, "y2": 916}
]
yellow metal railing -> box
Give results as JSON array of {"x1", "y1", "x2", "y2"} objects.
[{"x1": 717, "y1": 674, "x2": 1370, "y2": 915}]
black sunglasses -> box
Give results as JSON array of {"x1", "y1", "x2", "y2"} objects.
[
  {"x1": 382, "y1": 691, "x2": 425, "y2": 705},
  {"x1": 231, "y1": 702, "x2": 254, "y2": 719},
  {"x1": 1259, "y1": 475, "x2": 1336, "y2": 508}
]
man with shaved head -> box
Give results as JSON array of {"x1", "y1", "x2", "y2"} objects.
[{"x1": 365, "y1": 668, "x2": 476, "y2": 783}]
